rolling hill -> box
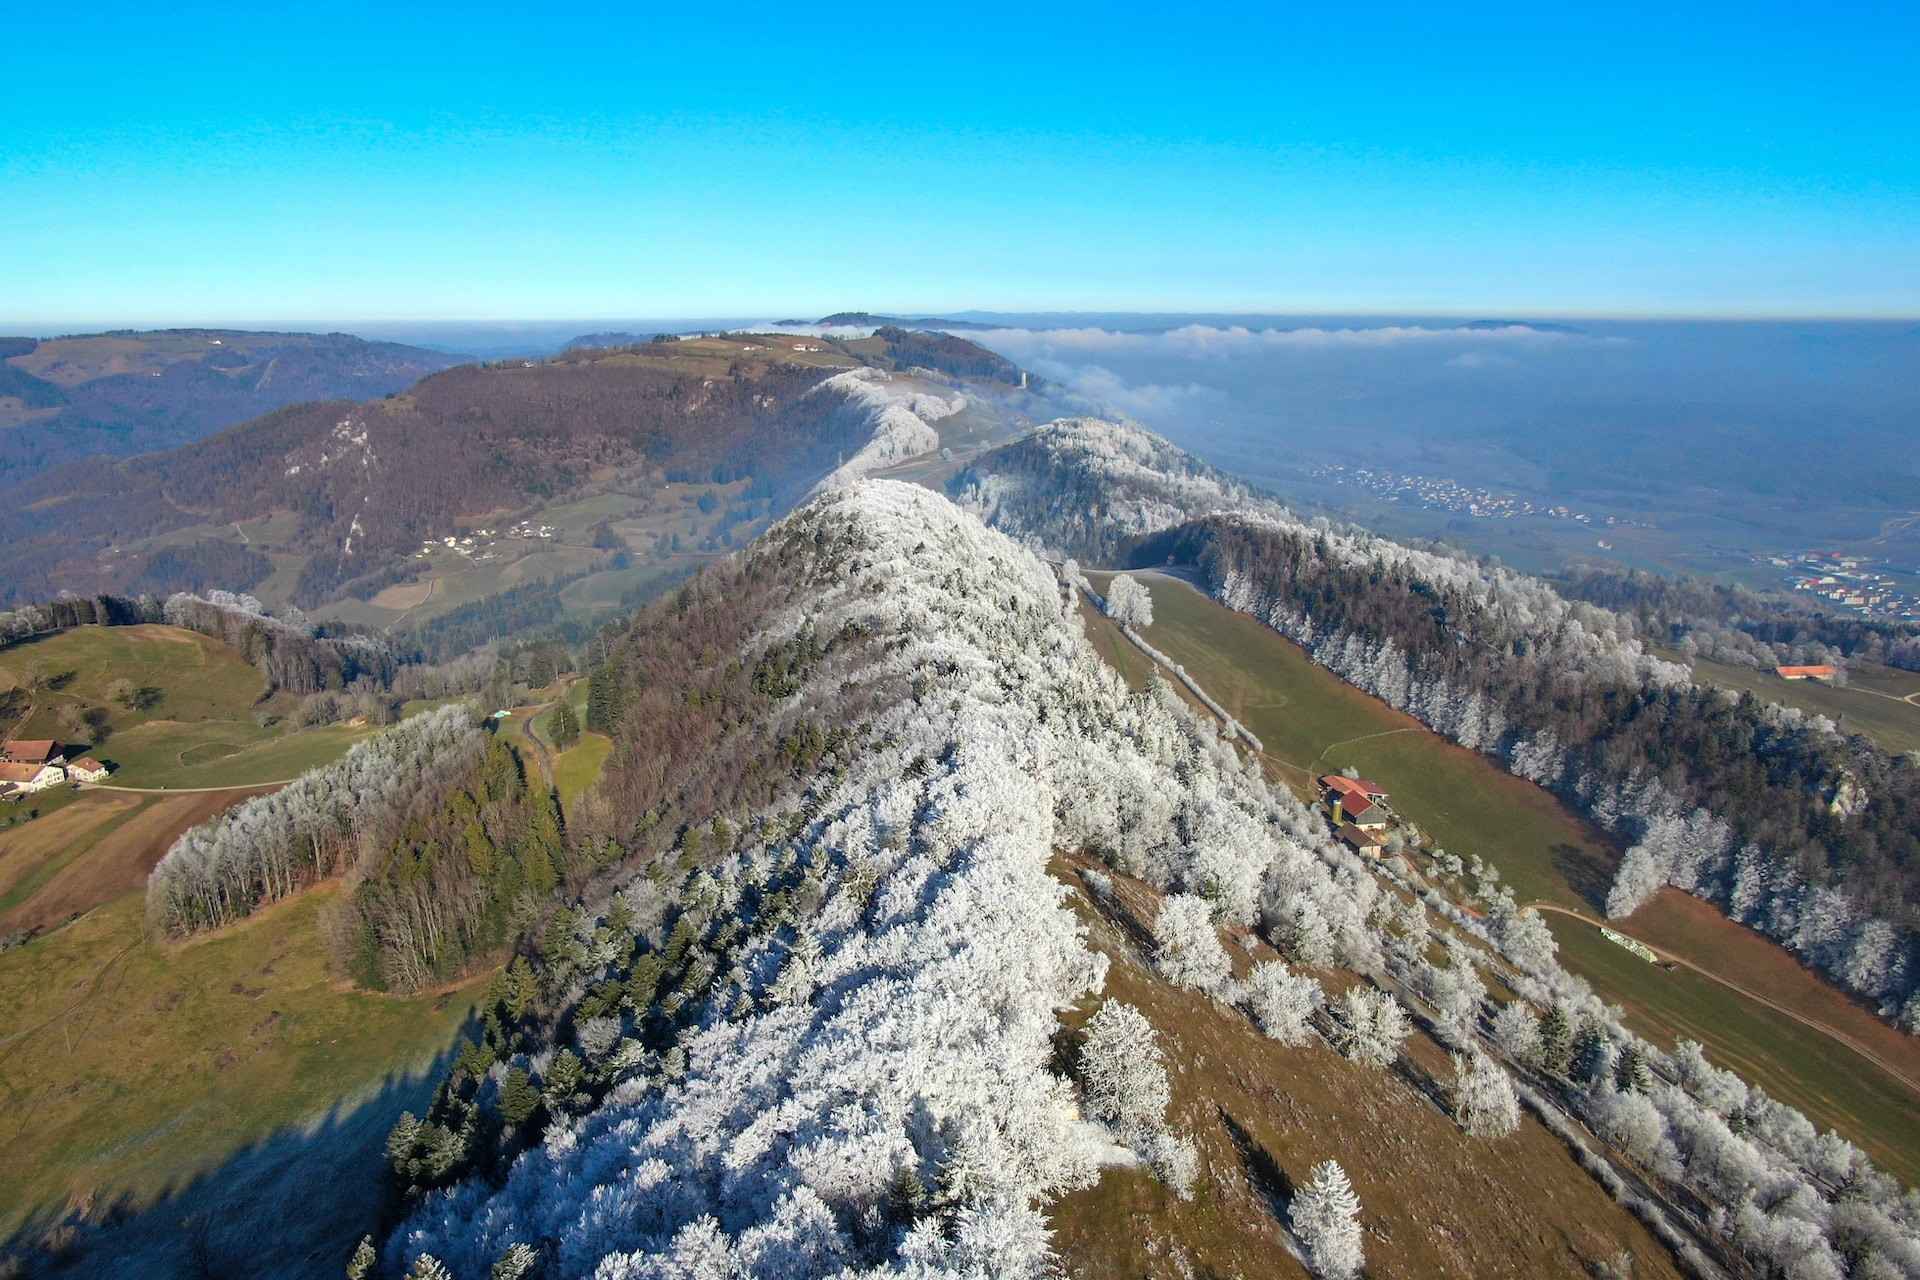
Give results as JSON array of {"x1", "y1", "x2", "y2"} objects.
[
  {"x1": 0, "y1": 329, "x2": 460, "y2": 486},
  {"x1": 0, "y1": 332, "x2": 1034, "y2": 611}
]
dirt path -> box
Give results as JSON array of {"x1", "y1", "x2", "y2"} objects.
[
  {"x1": 85, "y1": 781, "x2": 298, "y2": 794},
  {"x1": 1529, "y1": 902, "x2": 1920, "y2": 1100},
  {"x1": 1315, "y1": 726, "x2": 1421, "y2": 763}
]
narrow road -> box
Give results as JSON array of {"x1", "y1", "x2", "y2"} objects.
[
  {"x1": 1529, "y1": 902, "x2": 1920, "y2": 1100},
  {"x1": 84, "y1": 781, "x2": 291, "y2": 794}
]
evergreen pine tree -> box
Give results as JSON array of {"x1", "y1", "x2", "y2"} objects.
[
  {"x1": 545, "y1": 1048, "x2": 585, "y2": 1110},
  {"x1": 1570, "y1": 1020, "x2": 1611, "y2": 1085},
  {"x1": 1614, "y1": 1043, "x2": 1653, "y2": 1094},
  {"x1": 1537, "y1": 1003, "x2": 1573, "y2": 1075},
  {"x1": 503, "y1": 957, "x2": 539, "y2": 1021},
  {"x1": 498, "y1": 1066, "x2": 541, "y2": 1127},
  {"x1": 347, "y1": 1235, "x2": 377, "y2": 1280},
  {"x1": 1290, "y1": 1159, "x2": 1365, "y2": 1280}
]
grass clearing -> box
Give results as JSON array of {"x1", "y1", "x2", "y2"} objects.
[
  {"x1": 1683, "y1": 655, "x2": 1920, "y2": 755},
  {"x1": 0, "y1": 888, "x2": 484, "y2": 1246},
  {"x1": 0, "y1": 625, "x2": 270, "y2": 744},
  {"x1": 103, "y1": 720, "x2": 373, "y2": 788},
  {"x1": 1085, "y1": 570, "x2": 1920, "y2": 1182}
]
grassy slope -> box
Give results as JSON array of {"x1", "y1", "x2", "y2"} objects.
[
  {"x1": 1683, "y1": 654, "x2": 1920, "y2": 756},
  {"x1": 1085, "y1": 571, "x2": 1920, "y2": 1184},
  {"x1": 1048, "y1": 853, "x2": 1690, "y2": 1280},
  {"x1": 0, "y1": 625, "x2": 270, "y2": 741},
  {"x1": 0, "y1": 888, "x2": 482, "y2": 1244},
  {"x1": 545, "y1": 678, "x2": 612, "y2": 808},
  {"x1": 0, "y1": 626, "x2": 374, "y2": 788}
]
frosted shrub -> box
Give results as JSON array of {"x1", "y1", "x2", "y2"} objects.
[
  {"x1": 1243, "y1": 960, "x2": 1323, "y2": 1045},
  {"x1": 1154, "y1": 893, "x2": 1232, "y2": 993}
]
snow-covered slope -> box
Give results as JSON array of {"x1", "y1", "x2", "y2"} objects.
[
  {"x1": 387, "y1": 482, "x2": 1373, "y2": 1278},
  {"x1": 946, "y1": 417, "x2": 1276, "y2": 561},
  {"x1": 810, "y1": 369, "x2": 962, "y2": 491}
]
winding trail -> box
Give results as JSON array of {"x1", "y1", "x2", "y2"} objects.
[{"x1": 1528, "y1": 902, "x2": 1920, "y2": 1100}]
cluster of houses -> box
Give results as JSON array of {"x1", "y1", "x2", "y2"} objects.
[
  {"x1": 1770, "y1": 551, "x2": 1920, "y2": 620},
  {"x1": 1317, "y1": 773, "x2": 1393, "y2": 855},
  {"x1": 0, "y1": 739, "x2": 109, "y2": 802}
]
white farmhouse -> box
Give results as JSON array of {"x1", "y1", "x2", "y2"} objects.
[{"x1": 0, "y1": 761, "x2": 65, "y2": 792}]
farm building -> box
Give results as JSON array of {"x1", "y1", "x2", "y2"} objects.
[
  {"x1": 1338, "y1": 823, "x2": 1387, "y2": 855},
  {"x1": 0, "y1": 760, "x2": 65, "y2": 792},
  {"x1": 1, "y1": 739, "x2": 64, "y2": 766},
  {"x1": 1339, "y1": 800, "x2": 1390, "y2": 831},
  {"x1": 1775, "y1": 665, "x2": 1839, "y2": 682},
  {"x1": 66, "y1": 757, "x2": 109, "y2": 783},
  {"x1": 1319, "y1": 774, "x2": 1387, "y2": 804}
]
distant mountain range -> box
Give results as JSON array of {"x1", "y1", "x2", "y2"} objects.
[
  {"x1": 0, "y1": 329, "x2": 460, "y2": 486},
  {"x1": 774, "y1": 311, "x2": 1000, "y2": 331}
]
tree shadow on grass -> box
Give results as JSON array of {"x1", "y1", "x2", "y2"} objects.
[
  {"x1": 1219, "y1": 1107, "x2": 1294, "y2": 1223},
  {"x1": 1550, "y1": 842, "x2": 1617, "y2": 913},
  {"x1": 1, "y1": 1014, "x2": 477, "y2": 1280}
]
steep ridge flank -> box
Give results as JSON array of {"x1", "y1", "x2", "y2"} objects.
[
  {"x1": 952, "y1": 418, "x2": 1920, "y2": 1032},
  {"x1": 381, "y1": 482, "x2": 1392, "y2": 1277}
]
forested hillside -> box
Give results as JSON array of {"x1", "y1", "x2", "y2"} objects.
[
  {"x1": 0, "y1": 329, "x2": 458, "y2": 485},
  {"x1": 333, "y1": 483, "x2": 1920, "y2": 1280},
  {"x1": 0, "y1": 333, "x2": 1011, "y2": 610},
  {"x1": 953, "y1": 420, "x2": 1920, "y2": 1029}
]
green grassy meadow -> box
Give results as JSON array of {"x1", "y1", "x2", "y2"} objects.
[
  {"x1": 1087, "y1": 571, "x2": 1920, "y2": 1182},
  {"x1": 1682, "y1": 655, "x2": 1920, "y2": 756},
  {"x1": 0, "y1": 626, "x2": 375, "y2": 790},
  {"x1": 0, "y1": 888, "x2": 484, "y2": 1241}
]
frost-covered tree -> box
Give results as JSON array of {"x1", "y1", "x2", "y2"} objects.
[
  {"x1": 1104, "y1": 573, "x2": 1154, "y2": 630},
  {"x1": 1078, "y1": 1001, "x2": 1170, "y2": 1137},
  {"x1": 1330, "y1": 986, "x2": 1409, "y2": 1069},
  {"x1": 1489, "y1": 1000, "x2": 1541, "y2": 1067},
  {"x1": 1290, "y1": 1159, "x2": 1364, "y2": 1280},
  {"x1": 1154, "y1": 893, "x2": 1232, "y2": 993},
  {"x1": 1243, "y1": 960, "x2": 1323, "y2": 1045},
  {"x1": 1451, "y1": 1049, "x2": 1521, "y2": 1138},
  {"x1": 1078, "y1": 1000, "x2": 1197, "y2": 1199}
]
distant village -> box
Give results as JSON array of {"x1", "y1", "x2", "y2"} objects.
[
  {"x1": 416, "y1": 518, "x2": 560, "y2": 563},
  {"x1": 0, "y1": 739, "x2": 108, "y2": 802},
  {"x1": 1312, "y1": 463, "x2": 1656, "y2": 537},
  {"x1": 1765, "y1": 550, "x2": 1920, "y2": 622}
]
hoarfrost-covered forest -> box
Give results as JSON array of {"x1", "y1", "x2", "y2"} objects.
[
  {"x1": 348, "y1": 483, "x2": 1920, "y2": 1279},
  {"x1": 952, "y1": 419, "x2": 1920, "y2": 1031}
]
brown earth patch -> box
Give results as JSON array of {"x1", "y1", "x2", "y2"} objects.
[
  {"x1": 2, "y1": 788, "x2": 273, "y2": 932},
  {"x1": 0, "y1": 794, "x2": 142, "y2": 901},
  {"x1": 1049, "y1": 851, "x2": 1689, "y2": 1280}
]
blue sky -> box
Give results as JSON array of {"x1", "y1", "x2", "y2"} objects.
[{"x1": 3, "y1": 1, "x2": 1915, "y2": 325}]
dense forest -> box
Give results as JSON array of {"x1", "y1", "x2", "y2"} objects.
[
  {"x1": 1557, "y1": 564, "x2": 1920, "y2": 672},
  {"x1": 0, "y1": 329, "x2": 457, "y2": 489},
  {"x1": 1140, "y1": 515, "x2": 1920, "y2": 1022},
  {"x1": 145, "y1": 704, "x2": 579, "y2": 991}
]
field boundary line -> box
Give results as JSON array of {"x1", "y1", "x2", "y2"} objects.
[{"x1": 1529, "y1": 902, "x2": 1920, "y2": 1099}]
